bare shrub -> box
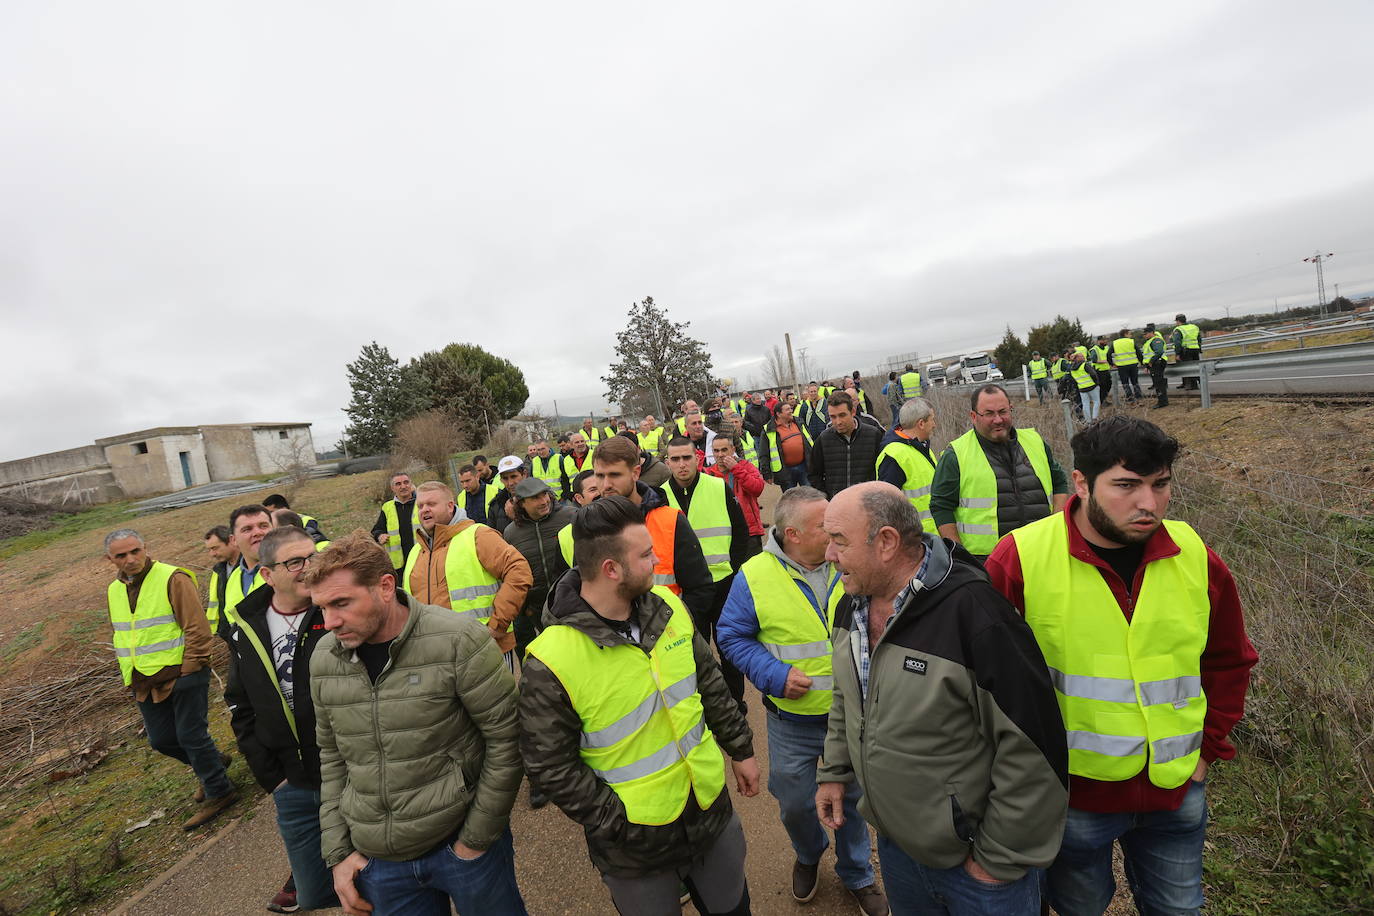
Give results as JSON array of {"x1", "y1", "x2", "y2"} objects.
[
  {"x1": 483, "y1": 422, "x2": 528, "y2": 460},
  {"x1": 394, "y1": 410, "x2": 463, "y2": 482}
]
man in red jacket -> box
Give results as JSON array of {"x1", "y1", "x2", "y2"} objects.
[
  {"x1": 708, "y1": 433, "x2": 766, "y2": 557},
  {"x1": 984, "y1": 415, "x2": 1256, "y2": 916}
]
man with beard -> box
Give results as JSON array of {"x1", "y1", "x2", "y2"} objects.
[
  {"x1": 560, "y1": 432, "x2": 595, "y2": 499},
  {"x1": 931, "y1": 385, "x2": 1069, "y2": 560},
  {"x1": 518, "y1": 495, "x2": 759, "y2": 915},
  {"x1": 402, "y1": 481, "x2": 530, "y2": 670},
  {"x1": 371, "y1": 472, "x2": 417, "y2": 573},
  {"x1": 502, "y1": 478, "x2": 574, "y2": 664},
  {"x1": 984, "y1": 416, "x2": 1256, "y2": 916}
]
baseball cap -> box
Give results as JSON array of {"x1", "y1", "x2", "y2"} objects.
[
  {"x1": 497, "y1": 455, "x2": 524, "y2": 474},
  {"x1": 513, "y1": 478, "x2": 551, "y2": 499}
]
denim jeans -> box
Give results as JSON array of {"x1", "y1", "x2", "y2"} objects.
[
  {"x1": 1048, "y1": 780, "x2": 1207, "y2": 916},
  {"x1": 273, "y1": 784, "x2": 338, "y2": 910},
  {"x1": 136, "y1": 667, "x2": 232, "y2": 798},
  {"x1": 877, "y1": 834, "x2": 1041, "y2": 915},
  {"x1": 354, "y1": 827, "x2": 527, "y2": 916},
  {"x1": 765, "y1": 711, "x2": 874, "y2": 889},
  {"x1": 1079, "y1": 387, "x2": 1101, "y2": 422},
  {"x1": 1117, "y1": 365, "x2": 1142, "y2": 400},
  {"x1": 783, "y1": 463, "x2": 811, "y2": 491}
]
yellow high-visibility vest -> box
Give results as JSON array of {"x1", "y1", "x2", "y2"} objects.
[
  {"x1": 531, "y1": 455, "x2": 562, "y2": 493},
  {"x1": 899, "y1": 371, "x2": 923, "y2": 400},
  {"x1": 1090, "y1": 346, "x2": 1111, "y2": 371},
  {"x1": 661, "y1": 474, "x2": 733, "y2": 582},
  {"x1": 380, "y1": 499, "x2": 407, "y2": 568},
  {"x1": 1028, "y1": 359, "x2": 1048, "y2": 380},
  {"x1": 403, "y1": 524, "x2": 504, "y2": 628},
  {"x1": 1012, "y1": 514, "x2": 1209, "y2": 789},
  {"x1": 1176, "y1": 324, "x2": 1201, "y2": 350},
  {"x1": 108, "y1": 562, "x2": 194, "y2": 686},
  {"x1": 222, "y1": 564, "x2": 267, "y2": 628},
  {"x1": 527, "y1": 590, "x2": 725, "y2": 825},
  {"x1": 947, "y1": 427, "x2": 1052, "y2": 555},
  {"x1": 875, "y1": 440, "x2": 938, "y2": 534},
  {"x1": 457, "y1": 482, "x2": 501, "y2": 519},
  {"x1": 741, "y1": 553, "x2": 843, "y2": 716},
  {"x1": 1112, "y1": 337, "x2": 1139, "y2": 367},
  {"x1": 1070, "y1": 362, "x2": 1095, "y2": 390},
  {"x1": 638, "y1": 428, "x2": 664, "y2": 452}
]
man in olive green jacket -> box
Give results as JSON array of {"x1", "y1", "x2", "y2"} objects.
[{"x1": 307, "y1": 533, "x2": 527, "y2": 916}]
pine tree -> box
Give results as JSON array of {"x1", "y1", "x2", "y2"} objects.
[
  {"x1": 339, "y1": 342, "x2": 422, "y2": 455},
  {"x1": 602, "y1": 297, "x2": 715, "y2": 419},
  {"x1": 992, "y1": 325, "x2": 1030, "y2": 379},
  {"x1": 408, "y1": 343, "x2": 529, "y2": 421}
]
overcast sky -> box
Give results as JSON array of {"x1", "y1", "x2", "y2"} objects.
[{"x1": 4, "y1": 0, "x2": 1373, "y2": 461}]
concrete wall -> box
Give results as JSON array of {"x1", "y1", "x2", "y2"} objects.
[
  {"x1": 202, "y1": 426, "x2": 259, "y2": 480},
  {"x1": 0, "y1": 467, "x2": 121, "y2": 505},
  {"x1": 0, "y1": 444, "x2": 109, "y2": 487},
  {"x1": 252, "y1": 426, "x2": 316, "y2": 476},
  {"x1": 106, "y1": 433, "x2": 209, "y2": 498}
]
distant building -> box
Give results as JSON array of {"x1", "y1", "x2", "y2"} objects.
[{"x1": 0, "y1": 423, "x2": 315, "y2": 505}]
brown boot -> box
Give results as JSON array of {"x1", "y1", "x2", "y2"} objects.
[
  {"x1": 193, "y1": 752, "x2": 232, "y2": 803},
  {"x1": 182, "y1": 789, "x2": 239, "y2": 831}
]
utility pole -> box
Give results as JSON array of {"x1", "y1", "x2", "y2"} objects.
[
  {"x1": 553, "y1": 399, "x2": 560, "y2": 423},
  {"x1": 784, "y1": 333, "x2": 800, "y2": 398},
  {"x1": 1303, "y1": 251, "x2": 1334, "y2": 317}
]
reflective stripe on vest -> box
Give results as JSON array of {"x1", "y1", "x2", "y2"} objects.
[
  {"x1": 661, "y1": 474, "x2": 733, "y2": 582},
  {"x1": 405, "y1": 524, "x2": 504, "y2": 628},
  {"x1": 1112, "y1": 337, "x2": 1139, "y2": 366},
  {"x1": 107, "y1": 563, "x2": 193, "y2": 686},
  {"x1": 457, "y1": 482, "x2": 501, "y2": 519},
  {"x1": 948, "y1": 427, "x2": 1052, "y2": 555},
  {"x1": 1050, "y1": 359, "x2": 1066, "y2": 380},
  {"x1": 738, "y1": 432, "x2": 758, "y2": 466},
  {"x1": 876, "y1": 439, "x2": 937, "y2": 534},
  {"x1": 231, "y1": 616, "x2": 299, "y2": 740},
  {"x1": 1176, "y1": 324, "x2": 1201, "y2": 350},
  {"x1": 899, "y1": 372, "x2": 923, "y2": 400},
  {"x1": 1090, "y1": 346, "x2": 1111, "y2": 371},
  {"x1": 527, "y1": 590, "x2": 725, "y2": 825},
  {"x1": 222, "y1": 565, "x2": 267, "y2": 628},
  {"x1": 1028, "y1": 359, "x2": 1047, "y2": 379},
  {"x1": 1070, "y1": 363, "x2": 1095, "y2": 390},
  {"x1": 381, "y1": 500, "x2": 405, "y2": 567},
  {"x1": 531, "y1": 455, "x2": 562, "y2": 493},
  {"x1": 638, "y1": 428, "x2": 664, "y2": 452},
  {"x1": 645, "y1": 507, "x2": 681, "y2": 593},
  {"x1": 562, "y1": 453, "x2": 594, "y2": 491},
  {"x1": 206, "y1": 568, "x2": 221, "y2": 630},
  {"x1": 1012, "y1": 515, "x2": 1209, "y2": 788},
  {"x1": 741, "y1": 552, "x2": 842, "y2": 716}
]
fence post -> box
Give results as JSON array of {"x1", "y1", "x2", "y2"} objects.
[
  {"x1": 1111, "y1": 373, "x2": 1122, "y2": 407},
  {"x1": 1199, "y1": 363, "x2": 1212, "y2": 409},
  {"x1": 1061, "y1": 398, "x2": 1076, "y2": 441},
  {"x1": 1022, "y1": 365, "x2": 1031, "y2": 402}
]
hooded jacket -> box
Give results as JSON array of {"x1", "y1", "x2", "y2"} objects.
[
  {"x1": 517, "y1": 571, "x2": 755, "y2": 877},
  {"x1": 706, "y1": 457, "x2": 765, "y2": 536},
  {"x1": 405, "y1": 518, "x2": 531, "y2": 654},
  {"x1": 633, "y1": 480, "x2": 716, "y2": 620},
  {"x1": 818, "y1": 534, "x2": 1069, "y2": 882},
  {"x1": 742, "y1": 401, "x2": 773, "y2": 438},
  {"x1": 503, "y1": 503, "x2": 575, "y2": 615}
]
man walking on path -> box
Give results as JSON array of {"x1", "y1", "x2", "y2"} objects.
[
  {"x1": 519, "y1": 496, "x2": 760, "y2": 916},
  {"x1": 1027, "y1": 352, "x2": 1049, "y2": 404},
  {"x1": 717, "y1": 487, "x2": 889, "y2": 915},
  {"x1": 203, "y1": 524, "x2": 238, "y2": 637},
  {"x1": 225, "y1": 526, "x2": 338, "y2": 913},
  {"x1": 931, "y1": 384, "x2": 1070, "y2": 560},
  {"x1": 809, "y1": 392, "x2": 882, "y2": 499},
  {"x1": 985, "y1": 416, "x2": 1256, "y2": 916},
  {"x1": 760, "y1": 401, "x2": 812, "y2": 491},
  {"x1": 308, "y1": 534, "x2": 527, "y2": 916},
  {"x1": 501, "y1": 477, "x2": 574, "y2": 663},
  {"x1": 371, "y1": 472, "x2": 417, "y2": 572},
  {"x1": 223, "y1": 505, "x2": 273, "y2": 628},
  {"x1": 104, "y1": 529, "x2": 238, "y2": 831},
  {"x1": 815, "y1": 483, "x2": 1068, "y2": 915},
  {"x1": 402, "y1": 481, "x2": 531, "y2": 669},
  {"x1": 876, "y1": 397, "x2": 939, "y2": 535},
  {"x1": 707, "y1": 432, "x2": 766, "y2": 557}
]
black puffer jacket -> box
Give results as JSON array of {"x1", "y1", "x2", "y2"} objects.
[
  {"x1": 224, "y1": 586, "x2": 330, "y2": 791},
  {"x1": 808, "y1": 422, "x2": 883, "y2": 497},
  {"x1": 518, "y1": 571, "x2": 755, "y2": 877},
  {"x1": 503, "y1": 503, "x2": 575, "y2": 614}
]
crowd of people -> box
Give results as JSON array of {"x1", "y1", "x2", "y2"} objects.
[{"x1": 102, "y1": 367, "x2": 1254, "y2": 916}]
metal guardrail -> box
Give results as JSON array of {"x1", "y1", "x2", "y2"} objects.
[
  {"x1": 1166, "y1": 340, "x2": 1374, "y2": 406},
  {"x1": 1177, "y1": 311, "x2": 1374, "y2": 355}
]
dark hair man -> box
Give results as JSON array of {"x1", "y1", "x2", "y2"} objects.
[
  {"x1": 486, "y1": 455, "x2": 528, "y2": 535},
  {"x1": 225, "y1": 504, "x2": 273, "y2": 627},
  {"x1": 808, "y1": 392, "x2": 883, "y2": 498},
  {"x1": 203, "y1": 524, "x2": 238, "y2": 636},
  {"x1": 1090, "y1": 336, "x2": 1114, "y2": 402},
  {"x1": 586, "y1": 435, "x2": 715, "y2": 621},
  {"x1": 816, "y1": 483, "x2": 1067, "y2": 913},
  {"x1": 519, "y1": 496, "x2": 759, "y2": 915},
  {"x1": 402, "y1": 481, "x2": 531, "y2": 670},
  {"x1": 930, "y1": 385, "x2": 1070, "y2": 559},
  {"x1": 307, "y1": 534, "x2": 526, "y2": 915},
  {"x1": 717, "y1": 488, "x2": 888, "y2": 914},
  {"x1": 502, "y1": 478, "x2": 574, "y2": 674},
  {"x1": 457, "y1": 463, "x2": 501, "y2": 527},
  {"x1": 370, "y1": 471, "x2": 417, "y2": 571},
  {"x1": 1027, "y1": 351, "x2": 1049, "y2": 404},
  {"x1": 1112, "y1": 329, "x2": 1144, "y2": 402},
  {"x1": 263, "y1": 494, "x2": 327, "y2": 543},
  {"x1": 104, "y1": 528, "x2": 237, "y2": 830},
  {"x1": 529, "y1": 439, "x2": 562, "y2": 495},
  {"x1": 226, "y1": 526, "x2": 338, "y2": 913},
  {"x1": 1171, "y1": 313, "x2": 1203, "y2": 391},
  {"x1": 985, "y1": 416, "x2": 1256, "y2": 915},
  {"x1": 1143, "y1": 322, "x2": 1169, "y2": 408},
  {"x1": 473, "y1": 454, "x2": 496, "y2": 485},
  {"x1": 707, "y1": 432, "x2": 766, "y2": 557}
]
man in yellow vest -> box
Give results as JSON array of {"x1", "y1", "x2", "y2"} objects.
[
  {"x1": 456, "y1": 463, "x2": 501, "y2": 527},
  {"x1": 1112, "y1": 328, "x2": 1144, "y2": 402},
  {"x1": 930, "y1": 385, "x2": 1069, "y2": 559},
  {"x1": 223, "y1": 504, "x2": 273, "y2": 627},
  {"x1": 1171, "y1": 313, "x2": 1203, "y2": 391},
  {"x1": 1090, "y1": 335, "x2": 1114, "y2": 402},
  {"x1": 560, "y1": 432, "x2": 595, "y2": 499},
  {"x1": 262, "y1": 493, "x2": 327, "y2": 545},
  {"x1": 637, "y1": 416, "x2": 664, "y2": 453},
  {"x1": 402, "y1": 481, "x2": 531, "y2": 670},
  {"x1": 202, "y1": 524, "x2": 238, "y2": 638},
  {"x1": 985, "y1": 416, "x2": 1256, "y2": 916},
  {"x1": 662, "y1": 435, "x2": 750, "y2": 713},
  {"x1": 876, "y1": 397, "x2": 939, "y2": 535},
  {"x1": 528, "y1": 439, "x2": 563, "y2": 495},
  {"x1": 271, "y1": 509, "x2": 331, "y2": 551},
  {"x1": 1027, "y1": 351, "x2": 1049, "y2": 404},
  {"x1": 518, "y1": 495, "x2": 759, "y2": 915},
  {"x1": 370, "y1": 471, "x2": 417, "y2": 573},
  {"x1": 104, "y1": 528, "x2": 237, "y2": 830},
  {"x1": 1143, "y1": 322, "x2": 1169, "y2": 409},
  {"x1": 717, "y1": 488, "x2": 888, "y2": 914},
  {"x1": 898, "y1": 364, "x2": 923, "y2": 401},
  {"x1": 581, "y1": 416, "x2": 612, "y2": 445}
]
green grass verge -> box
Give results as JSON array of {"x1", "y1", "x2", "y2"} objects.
[{"x1": 0, "y1": 500, "x2": 137, "y2": 561}]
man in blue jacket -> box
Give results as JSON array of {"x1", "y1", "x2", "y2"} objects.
[{"x1": 718, "y1": 487, "x2": 887, "y2": 915}]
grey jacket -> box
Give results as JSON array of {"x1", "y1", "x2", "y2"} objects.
[
  {"x1": 819, "y1": 535, "x2": 1068, "y2": 881},
  {"x1": 311, "y1": 592, "x2": 523, "y2": 865}
]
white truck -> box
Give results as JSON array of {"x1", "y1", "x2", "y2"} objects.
[
  {"x1": 924, "y1": 362, "x2": 947, "y2": 386},
  {"x1": 950, "y1": 352, "x2": 1002, "y2": 385}
]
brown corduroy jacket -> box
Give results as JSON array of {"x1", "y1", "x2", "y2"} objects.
[
  {"x1": 405, "y1": 519, "x2": 531, "y2": 654},
  {"x1": 115, "y1": 558, "x2": 213, "y2": 702}
]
